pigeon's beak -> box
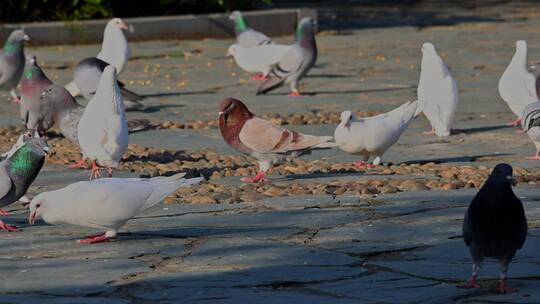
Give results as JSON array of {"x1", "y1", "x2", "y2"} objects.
[
  {"x1": 507, "y1": 175, "x2": 517, "y2": 186},
  {"x1": 120, "y1": 22, "x2": 129, "y2": 30},
  {"x1": 43, "y1": 146, "x2": 50, "y2": 154},
  {"x1": 23, "y1": 34, "x2": 30, "y2": 41},
  {"x1": 218, "y1": 111, "x2": 224, "y2": 116},
  {"x1": 29, "y1": 211, "x2": 36, "y2": 225}
]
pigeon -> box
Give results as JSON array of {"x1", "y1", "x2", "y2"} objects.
[
  {"x1": 29, "y1": 173, "x2": 202, "y2": 243},
  {"x1": 77, "y1": 65, "x2": 128, "y2": 179},
  {"x1": 20, "y1": 55, "x2": 53, "y2": 131},
  {"x1": 334, "y1": 101, "x2": 418, "y2": 168},
  {"x1": 416, "y1": 42, "x2": 459, "y2": 137},
  {"x1": 1, "y1": 129, "x2": 39, "y2": 159},
  {"x1": 498, "y1": 40, "x2": 538, "y2": 127},
  {"x1": 218, "y1": 98, "x2": 336, "y2": 183},
  {"x1": 0, "y1": 29, "x2": 29, "y2": 103},
  {"x1": 256, "y1": 17, "x2": 317, "y2": 97},
  {"x1": 0, "y1": 137, "x2": 49, "y2": 231},
  {"x1": 460, "y1": 163, "x2": 527, "y2": 293},
  {"x1": 520, "y1": 102, "x2": 540, "y2": 160},
  {"x1": 229, "y1": 11, "x2": 272, "y2": 47},
  {"x1": 227, "y1": 43, "x2": 291, "y2": 80},
  {"x1": 65, "y1": 18, "x2": 130, "y2": 96},
  {"x1": 73, "y1": 57, "x2": 147, "y2": 111}
]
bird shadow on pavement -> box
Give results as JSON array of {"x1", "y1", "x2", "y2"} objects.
[
  {"x1": 265, "y1": 85, "x2": 415, "y2": 96},
  {"x1": 402, "y1": 153, "x2": 513, "y2": 165},
  {"x1": 275, "y1": 171, "x2": 387, "y2": 182},
  {"x1": 142, "y1": 90, "x2": 217, "y2": 98},
  {"x1": 453, "y1": 125, "x2": 511, "y2": 134}
]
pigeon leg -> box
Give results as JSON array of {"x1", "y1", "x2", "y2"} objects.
[
  {"x1": 69, "y1": 158, "x2": 89, "y2": 169},
  {"x1": 288, "y1": 90, "x2": 301, "y2": 97},
  {"x1": 516, "y1": 128, "x2": 527, "y2": 134},
  {"x1": 107, "y1": 167, "x2": 113, "y2": 178},
  {"x1": 0, "y1": 220, "x2": 19, "y2": 232},
  {"x1": 423, "y1": 128, "x2": 436, "y2": 135},
  {"x1": 526, "y1": 150, "x2": 540, "y2": 160},
  {"x1": 241, "y1": 171, "x2": 267, "y2": 183},
  {"x1": 508, "y1": 117, "x2": 522, "y2": 127},
  {"x1": 251, "y1": 74, "x2": 268, "y2": 81},
  {"x1": 355, "y1": 161, "x2": 377, "y2": 170},
  {"x1": 0, "y1": 209, "x2": 10, "y2": 216},
  {"x1": 497, "y1": 262, "x2": 516, "y2": 293},
  {"x1": 90, "y1": 160, "x2": 102, "y2": 180},
  {"x1": 10, "y1": 90, "x2": 21, "y2": 104},
  {"x1": 458, "y1": 263, "x2": 481, "y2": 289},
  {"x1": 77, "y1": 232, "x2": 110, "y2": 244}
]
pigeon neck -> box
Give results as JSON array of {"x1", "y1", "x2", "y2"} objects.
[
  {"x1": 7, "y1": 145, "x2": 44, "y2": 181},
  {"x1": 3, "y1": 39, "x2": 22, "y2": 56},
  {"x1": 235, "y1": 16, "x2": 248, "y2": 33},
  {"x1": 296, "y1": 27, "x2": 315, "y2": 49},
  {"x1": 100, "y1": 28, "x2": 128, "y2": 71},
  {"x1": 511, "y1": 48, "x2": 527, "y2": 69},
  {"x1": 23, "y1": 65, "x2": 46, "y2": 81}
]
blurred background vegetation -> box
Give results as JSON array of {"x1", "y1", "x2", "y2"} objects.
[{"x1": 0, "y1": 0, "x2": 272, "y2": 23}]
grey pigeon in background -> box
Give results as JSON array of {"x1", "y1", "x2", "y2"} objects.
[
  {"x1": 334, "y1": 100, "x2": 418, "y2": 168},
  {"x1": 460, "y1": 163, "x2": 527, "y2": 293},
  {"x1": 29, "y1": 173, "x2": 202, "y2": 243},
  {"x1": 227, "y1": 43, "x2": 291, "y2": 80},
  {"x1": 77, "y1": 65, "x2": 128, "y2": 180},
  {"x1": 0, "y1": 29, "x2": 29, "y2": 103},
  {"x1": 20, "y1": 55, "x2": 53, "y2": 131},
  {"x1": 229, "y1": 11, "x2": 272, "y2": 47},
  {"x1": 73, "y1": 57, "x2": 147, "y2": 111},
  {"x1": 0, "y1": 137, "x2": 49, "y2": 232},
  {"x1": 256, "y1": 17, "x2": 317, "y2": 97},
  {"x1": 521, "y1": 101, "x2": 540, "y2": 160}
]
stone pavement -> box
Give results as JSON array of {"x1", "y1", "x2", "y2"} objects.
[{"x1": 2, "y1": 4, "x2": 540, "y2": 303}]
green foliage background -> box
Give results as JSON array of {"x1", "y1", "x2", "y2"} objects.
[{"x1": 0, "y1": 0, "x2": 271, "y2": 22}]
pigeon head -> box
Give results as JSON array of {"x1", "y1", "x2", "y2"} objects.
[
  {"x1": 421, "y1": 42, "x2": 436, "y2": 53},
  {"x1": 4, "y1": 29, "x2": 29, "y2": 56},
  {"x1": 488, "y1": 163, "x2": 515, "y2": 185},
  {"x1": 29, "y1": 193, "x2": 49, "y2": 225},
  {"x1": 296, "y1": 17, "x2": 317, "y2": 41},
  {"x1": 340, "y1": 110, "x2": 354, "y2": 130},
  {"x1": 107, "y1": 18, "x2": 128, "y2": 30},
  {"x1": 218, "y1": 98, "x2": 253, "y2": 124},
  {"x1": 229, "y1": 11, "x2": 247, "y2": 32},
  {"x1": 229, "y1": 10, "x2": 241, "y2": 21},
  {"x1": 23, "y1": 137, "x2": 50, "y2": 157},
  {"x1": 516, "y1": 40, "x2": 527, "y2": 51}
]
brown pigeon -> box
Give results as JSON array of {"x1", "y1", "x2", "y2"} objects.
[{"x1": 218, "y1": 98, "x2": 336, "y2": 182}]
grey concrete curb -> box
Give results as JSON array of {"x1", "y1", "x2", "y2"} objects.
[{"x1": 0, "y1": 8, "x2": 317, "y2": 45}]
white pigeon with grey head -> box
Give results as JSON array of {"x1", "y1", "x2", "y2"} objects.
[
  {"x1": 334, "y1": 100, "x2": 417, "y2": 168},
  {"x1": 77, "y1": 65, "x2": 128, "y2": 180},
  {"x1": 0, "y1": 137, "x2": 49, "y2": 231},
  {"x1": 227, "y1": 43, "x2": 291, "y2": 79},
  {"x1": 256, "y1": 17, "x2": 317, "y2": 97},
  {"x1": 28, "y1": 173, "x2": 202, "y2": 243},
  {"x1": 0, "y1": 29, "x2": 29, "y2": 103},
  {"x1": 417, "y1": 42, "x2": 458, "y2": 137},
  {"x1": 498, "y1": 40, "x2": 538, "y2": 127},
  {"x1": 229, "y1": 11, "x2": 272, "y2": 47},
  {"x1": 520, "y1": 101, "x2": 540, "y2": 160}
]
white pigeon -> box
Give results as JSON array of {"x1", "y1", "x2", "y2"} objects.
[
  {"x1": 66, "y1": 18, "x2": 130, "y2": 96},
  {"x1": 77, "y1": 65, "x2": 128, "y2": 179},
  {"x1": 417, "y1": 42, "x2": 459, "y2": 137},
  {"x1": 498, "y1": 40, "x2": 538, "y2": 127},
  {"x1": 29, "y1": 173, "x2": 203, "y2": 244},
  {"x1": 227, "y1": 43, "x2": 291, "y2": 80},
  {"x1": 334, "y1": 100, "x2": 418, "y2": 168},
  {"x1": 521, "y1": 102, "x2": 540, "y2": 160}
]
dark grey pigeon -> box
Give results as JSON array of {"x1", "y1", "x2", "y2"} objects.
[
  {"x1": 74, "y1": 57, "x2": 147, "y2": 111},
  {"x1": 0, "y1": 29, "x2": 29, "y2": 103},
  {"x1": 229, "y1": 10, "x2": 272, "y2": 47},
  {"x1": 460, "y1": 163, "x2": 527, "y2": 293},
  {"x1": 0, "y1": 136, "x2": 48, "y2": 231},
  {"x1": 256, "y1": 17, "x2": 317, "y2": 97}
]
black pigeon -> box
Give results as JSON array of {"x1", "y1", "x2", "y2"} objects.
[{"x1": 460, "y1": 163, "x2": 527, "y2": 293}]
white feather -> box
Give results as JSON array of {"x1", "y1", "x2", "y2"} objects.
[{"x1": 228, "y1": 43, "x2": 291, "y2": 76}]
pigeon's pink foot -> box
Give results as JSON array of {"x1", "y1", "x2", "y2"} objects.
[
  {"x1": 251, "y1": 74, "x2": 268, "y2": 81},
  {"x1": 0, "y1": 221, "x2": 19, "y2": 232},
  {"x1": 107, "y1": 168, "x2": 113, "y2": 178},
  {"x1": 508, "y1": 118, "x2": 522, "y2": 127},
  {"x1": 526, "y1": 153, "x2": 540, "y2": 160},
  {"x1": 423, "y1": 128, "x2": 436, "y2": 135},
  {"x1": 497, "y1": 281, "x2": 516, "y2": 294},
  {"x1": 241, "y1": 171, "x2": 267, "y2": 183},
  {"x1": 0, "y1": 209, "x2": 10, "y2": 216},
  {"x1": 90, "y1": 160, "x2": 102, "y2": 180},
  {"x1": 516, "y1": 128, "x2": 527, "y2": 134},
  {"x1": 68, "y1": 159, "x2": 88, "y2": 169},
  {"x1": 288, "y1": 91, "x2": 301, "y2": 97},
  {"x1": 77, "y1": 232, "x2": 110, "y2": 244},
  {"x1": 355, "y1": 161, "x2": 377, "y2": 170},
  {"x1": 458, "y1": 276, "x2": 480, "y2": 289}
]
